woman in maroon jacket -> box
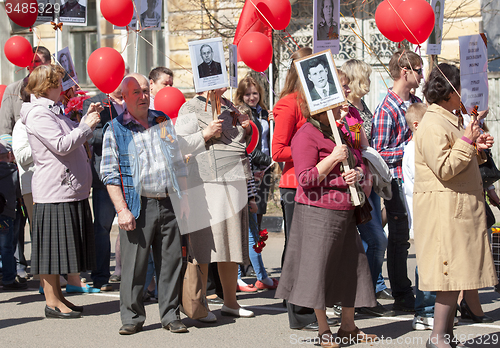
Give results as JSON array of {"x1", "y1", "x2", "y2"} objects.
[
  {"x1": 272, "y1": 47, "x2": 319, "y2": 330},
  {"x1": 276, "y1": 103, "x2": 377, "y2": 347}
]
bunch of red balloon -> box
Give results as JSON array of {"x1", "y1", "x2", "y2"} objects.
[
  {"x1": 375, "y1": 0, "x2": 435, "y2": 45},
  {"x1": 238, "y1": 0, "x2": 291, "y2": 72}
]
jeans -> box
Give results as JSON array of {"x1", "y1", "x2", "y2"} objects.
[
  {"x1": 384, "y1": 179, "x2": 413, "y2": 300},
  {"x1": 238, "y1": 210, "x2": 268, "y2": 281},
  {"x1": 358, "y1": 189, "x2": 388, "y2": 293},
  {"x1": 91, "y1": 187, "x2": 116, "y2": 286},
  {"x1": 415, "y1": 266, "x2": 435, "y2": 317},
  {"x1": 0, "y1": 216, "x2": 16, "y2": 284}
]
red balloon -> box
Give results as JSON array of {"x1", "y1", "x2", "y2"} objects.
[
  {"x1": 0, "y1": 85, "x2": 7, "y2": 109},
  {"x1": 154, "y1": 87, "x2": 186, "y2": 123},
  {"x1": 4, "y1": 36, "x2": 33, "y2": 68},
  {"x1": 254, "y1": 0, "x2": 291, "y2": 30},
  {"x1": 239, "y1": 32, "x2": 273, "y2": 73},
  {"x1": 87, "y1": 48, "x2": 125, "y2": 94},
  {"x1": 396, "y1": 0, "x2": 435, "y2": 45},
  {"x1": 247, "y1": 121, "x2": 260, "y2": 154},
  {"x1": 5, "y1": 0, "x2": 38, "y2": 28},
  {"x1": 375, "y1": 0, "x2": 405, "y2": 43},
  {"x1": 100, "y1": 0, "x2": 134, "y2": 27}
]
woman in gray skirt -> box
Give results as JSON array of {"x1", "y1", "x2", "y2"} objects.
[
  {"x1": 275, "y1": 102, "x2": 377, "y2": 347},
  {"x1": 20, "y1": 64, "x2": 102, "y2": 318}
]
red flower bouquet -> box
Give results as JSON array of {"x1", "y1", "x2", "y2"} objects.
[
  {"x1": 253, "y1": 229, "x2": 269, "y2": 254},
  {"x1": 65, "y1": 90, "x2": 90, "y2": 122}
]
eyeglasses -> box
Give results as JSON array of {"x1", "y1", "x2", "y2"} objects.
[{"x1": 412, "y1": 68, "x2": 423, "y2": 75}]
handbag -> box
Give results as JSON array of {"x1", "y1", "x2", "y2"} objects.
[
  {"x1": 354, "y1": 198, "x2": 373, "y2": 225},
  {"x1": 180, "y1": 237, "x2": 209, "y2": 320},
  {"x1": 479, "y1": 150, "x2": 500, "y2": 189}
]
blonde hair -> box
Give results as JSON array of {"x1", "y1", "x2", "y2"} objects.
[
  {"x1": 405, "y1": 102, "x2": 427, "y2": 132},
  {"x1": 342, "y1": 59, "x2": 372, "y2": 100},
  {"x1": 25, "y1": 65, "x2": 65, "y2": 98},
  {"x1": 235, "y1": 75, "x2": 267, "y2": 110}
]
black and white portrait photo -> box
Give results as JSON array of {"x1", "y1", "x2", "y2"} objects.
[
  {"x1": 140, "y1": 0, "x2": 162, "y2": 30},
  {"x1": 295, "y1": 50, "x2": 345, "y2": 115},
  {"x1": 59, "y1": 0, "x2": 87, "y2": 25},
  {"x1": 313, "y1": 0, "x2": 340, "y2": 54},
  {"x1": 188, "y1": 38, "x2": 228, "y2": 93},
  {"x1": 198, "y1": 44, "x2": 223, "y2": 78},
  {"x1": 35, "y1": 0, "x2": 56, "y2": 25},
  {"x1": 57, "y1": 47, "x2": 78, "y2": 91}
]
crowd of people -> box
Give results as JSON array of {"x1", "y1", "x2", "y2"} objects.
[{"x1": 0, "y1": 45, "x2": 498, "y2": 348}]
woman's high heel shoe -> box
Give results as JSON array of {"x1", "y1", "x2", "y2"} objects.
[{"x1": 459, "y1": 299, "x2": 493, "y2": 323}]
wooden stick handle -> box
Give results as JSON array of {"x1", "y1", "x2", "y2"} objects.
[
  {"x1": 210, "y1": 91, "x2": 221, "y2": 138},
  {"x1": 326, "y1": 110, "x2": 361, "y2": 206}
]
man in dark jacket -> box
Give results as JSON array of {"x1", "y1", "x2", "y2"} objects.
[{"x1": 82, "y1": 82, "x2": 126, "y2": 291}]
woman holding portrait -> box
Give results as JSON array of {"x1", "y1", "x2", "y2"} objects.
[
  {"x1": 413, "y1": 63, "x2": 497, "y2": 348},
  {"x1": 175, "y1": 87, "x2": 254, "y2": 321},
  {"x1": 20, "y1": 64, "x2": 102, "y2": 318},
  {"x1": 275, "y1": 99, "x2": 377, "y2": 347}
]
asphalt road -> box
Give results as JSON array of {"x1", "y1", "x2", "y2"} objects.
[{"x1": 1, "y1": 226, "x2": 500, "y2": 348}]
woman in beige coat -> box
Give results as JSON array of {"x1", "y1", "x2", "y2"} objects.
[{"x1": 414, "y1": 63, "x2": 497, "y2": 348}]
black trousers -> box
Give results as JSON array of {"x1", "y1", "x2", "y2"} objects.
[
  {"x1": 280, "y1": 188, "x2": 316, "y2": 329},
  {"x1": 119, "y1": 196, "x2": 182, "y2": 327}
]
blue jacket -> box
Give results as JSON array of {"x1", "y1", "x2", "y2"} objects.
[{"x1": 103, "y1": 110, "x2": 185, "y2": 219}]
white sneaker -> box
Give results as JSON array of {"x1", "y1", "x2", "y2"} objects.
[
  {"x1": 412, "y1": 315, "x2": 459, "y2": 330},
  {"x1": 412, "y1": 315, "x2": 433, "y2": 330},
  {"x1": 198, "y1": 311, "x2": 217, "y2": 323},
  {"x1": 221, "y1": 304, "x2": 254, "y2": 318},
  {"x1": 17, "y1": 269, "x2": 28, "y2": 279}
]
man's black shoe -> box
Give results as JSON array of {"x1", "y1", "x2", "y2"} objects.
[
  {"x1": 393, "y1": 296, "x2": 416, "y2": 312},
  {"x1": 376, "y1": 289, "x2": 394, "y2": 300},
  {"x1": 357, "y1": 302, "x2": 396, "y2": 317},
  {"x1": 119, "y1": 323, "x2": 143, "y2": 335},
  {"x1": 164, "y1": 319, "x2": 188, "y2": 333},
  {"x1": 332, "y1": 304, "x2": 342, "y2": 316},
  {"x1": 2, "y1": 280, "x2": 28, "y2": 290},
  {"x1": 327, "y1": 317, "x2": 340, "y2": 326}
]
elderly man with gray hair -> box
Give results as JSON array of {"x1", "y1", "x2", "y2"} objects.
[{"x1": 100, "y1": 73, "x2": 189, "y2": 335}]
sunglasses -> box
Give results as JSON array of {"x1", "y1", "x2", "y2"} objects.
[{"x1": 407, "y1": 68, "x2": 423, "y2": 75}]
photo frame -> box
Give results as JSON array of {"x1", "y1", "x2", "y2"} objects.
[
  {"x1": 188, "y1": 37, "x2": 228, "y2": 93},
  {"x1": 57, "y1": 46, "x2": 78, "y2": 91},
  {"x1": 139, "y1": 0, "x2": 162, "y2": 31},
  {"x1": 294, "y1": 50, "x2": 345, "y2": 115},
  {"x1": 59, "y1": 0, "x2": 87, "y2": 26},
  {"x1": 426, "y1": 0, "x2": 445, "y2": 55},
  {"x1": 228, "y1": 44, "x2": 238, "y2": 88},
  {"x1": 313, "y1": 0, "x2": 340, "y2": 55}
]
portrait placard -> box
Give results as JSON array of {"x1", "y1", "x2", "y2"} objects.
[
  {"x1": 294, "y1": 50, "x2": 345, "y2": 115},
  {"x1": 426, "y1": 0, "x2": 445, "y2": 55},
  {"x1": 313, "y1": 0, "x2": 340, "y2": 55},
  {"x1": 56, "y1": 47, "x2": 78, "y2": 91},
  {"x1": 188, "y1": 38, "x2": 228, "y2": 93},
  {"x1": 59, "y1": 0, "x2": 87, "y2": 26},
  {"x1": 228, "y1": 44, "x2": 238, "y2": 88},
  {"x1": 461, "y1": 72, "x2": 488, "y2": 113},
  {"x1": 35, "y1": 0, "x2": 57, "y2": 25},
  {"x1": 139, "y1": 0, "x2": 162, "y2": 31}
]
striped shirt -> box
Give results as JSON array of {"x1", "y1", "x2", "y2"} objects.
[
  {"x1": 371, "y1": 88, "x2": 421, "y2": 179},
  {"x1": 100, "y1": 110, "x2": 187, "y2": 196}
]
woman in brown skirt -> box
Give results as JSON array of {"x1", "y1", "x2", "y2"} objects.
[
  {"x1": 276, "y1": 102, "x2": 377, "y2": 347},
  {"x1": 20, "y1": 65, "x2": 102, "y2": 318}
]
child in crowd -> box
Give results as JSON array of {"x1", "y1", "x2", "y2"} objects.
[{"x1": 0, "y1": 139, "x2": 25, "y2": 290}]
